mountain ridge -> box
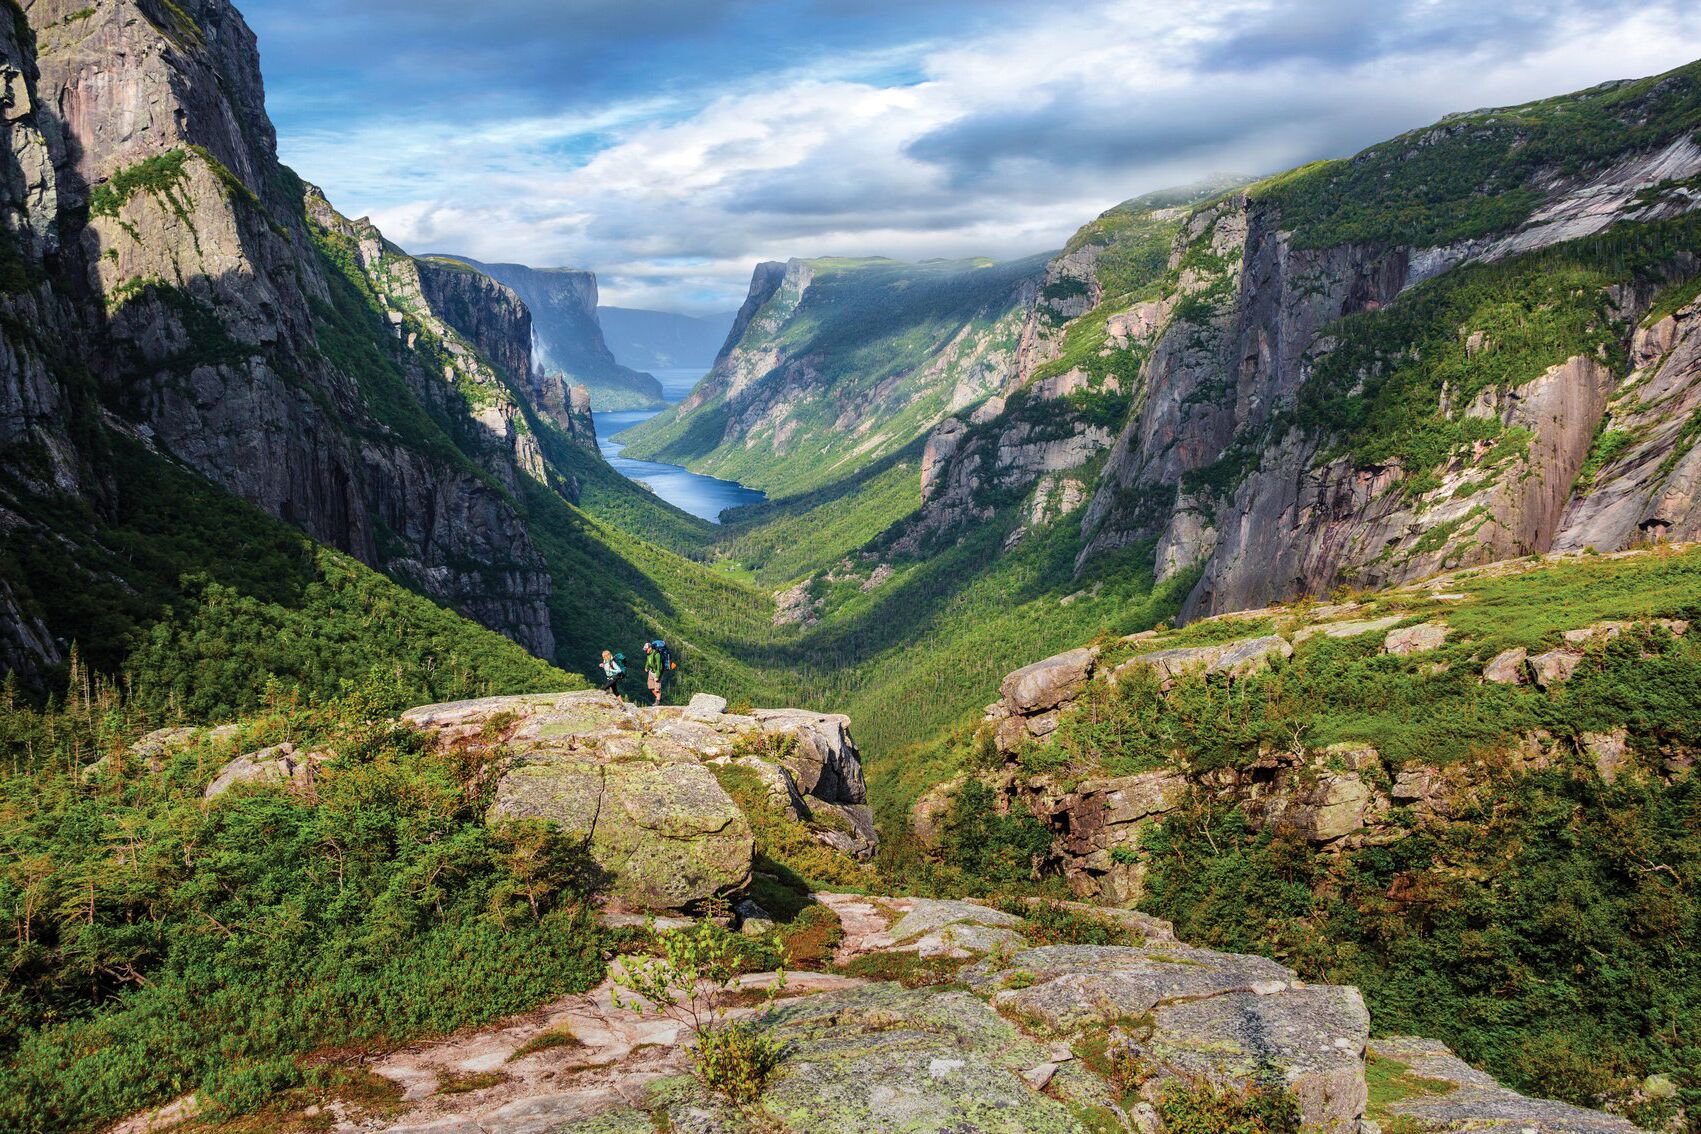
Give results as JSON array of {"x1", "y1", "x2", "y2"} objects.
[{"x1": 425, "y1": 255, "x2": 666, "y2": 410}]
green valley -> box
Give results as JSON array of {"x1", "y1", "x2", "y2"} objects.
[{"x1": 4, "y1": 3, "x2": 1701, "y2": 1132}]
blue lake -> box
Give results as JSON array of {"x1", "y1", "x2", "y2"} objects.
[{"x1": 593, "y1": 368, "x2": 767, "y2": 524}]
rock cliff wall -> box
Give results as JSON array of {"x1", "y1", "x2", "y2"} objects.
[
  {"x1": 896, "y1": 77, "x2": 1701, "y2": 621},
  {"x1": 0, "y1": 0, "x2": 608, "y2": 669},
  {"x1": 435, "y1": 255, "x2": 663, "y2": 410}
]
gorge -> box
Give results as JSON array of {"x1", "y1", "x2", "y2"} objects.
[{"x1": 1, "y1": 2, "x2": 1699, "y2": 1133}]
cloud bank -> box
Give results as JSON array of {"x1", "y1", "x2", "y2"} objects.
[{"x1": 243, "y1": 0, "x2": 1701, "y2": 311}]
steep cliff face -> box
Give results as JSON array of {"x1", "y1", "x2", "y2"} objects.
[
  {"x1": 898, "y1": 65, "x2": 1701, "y2": 621},
  {"x1": 415, "y1": 257, "x2": 598, "y2": 452},
  {"x1": 890, "y1": 192, "x2": 1207, "y2": 554},
  {"x1": 0, "y1": 3, "x2": 80, "y2": 680},
  {"x1": 1555, "y1": 294, "x2": 1701, "y2": 549},
  {"x1": 434, "y1": 255, "x2": 663, "y2": 410},
  {"x1": 618, "y1": 254, "x2": 1049, "y2": 497},
  {"x1": 0, "y1": 0, "x2": 603, "y2": 669}
]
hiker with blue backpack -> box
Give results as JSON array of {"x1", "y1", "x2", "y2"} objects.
[
  {"x1": 600, "y1": 649, "x2": 626, "y2": 702},
  {"x1": 642, "y1": 639, "x2": 675, "y2": 706}
]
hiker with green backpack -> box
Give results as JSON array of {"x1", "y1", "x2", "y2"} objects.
[{"x1": 641, "y1": 639, "x2": 675, "y2": 706}]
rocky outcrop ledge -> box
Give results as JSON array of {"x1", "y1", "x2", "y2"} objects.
[
  {"x1": 212, "y1": 896, "x2": 1637, "y2": 1134},
  {"x1": 398, "y1": 690, "x2": 875, "y2": 911},
  {"x1": 960, "y1": 547, "x2": 1695, "y2": 905}
]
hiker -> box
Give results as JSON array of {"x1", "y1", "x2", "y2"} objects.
[
  {"x1": 599, "y1": 649, "x2": 625, "y2": 701},
  {"x1": 642, "y1": 641, "x2": 664, "y2": 706}
]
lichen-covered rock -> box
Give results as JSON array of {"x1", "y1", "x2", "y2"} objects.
[
  {"x1": 753, "y1": 708, "x2": 867, "y2": 805},
  {"x1": 1482, "y1": 647, "x2": 1528, "y2": 684},
  {"x1": 1294, "y1": 616, "x2": 1406, "y2": 643},
  {"x1": 883, "y1": 899, "x2": 1029, "y2": 960},
  {"x1": 808, "y1": 799, "x2": 880, "y2": 860},
  {"x1": 1148, "y1": 986, "x2": 1370, "y2": 1134},
  {"x1": 976, "y1": 942, "x2": 1294, "y2": 1034},
  {"x1": 402, "y1": 690, "x2": 874, "y2": 907},
  {"x1": 1385, "y1": 622, "x2": 1449, "y2": 655},
  {"x1": 331, "y1": 892, "x2": 1636, "y2": 1134},
  {"x1": 756, "y1": 984, "x2": 1087, "y2": 1133},
  {"x1": 1367, "y1": 1037, "x2": 1641, "y2": 1134},
  {"x1": 685, "y1": 693, "x2": 729, "y2": 720},
  {"x1": 1116, "y1": 635, "x2": 1292, "y2": 681},
  {"x1": 204, "y1": 743, "x2": 329, "y2": 800},
  {"x1": 1528, "y1": 648, "x2": 1585, "y2": 689},
  {"x1": 492, "y1": 752, "x2": 752, "y2": 909}
]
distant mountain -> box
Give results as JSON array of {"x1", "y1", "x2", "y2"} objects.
[
  {"x1": 598, "y1": 306, "x2": 739, "y2": 372},
  {"x1": 425, "y1": 257, "x2": 665, "y2": 409},
  {"x1": 615, "y1": 255, "x2": 1051, "y2": 496}
]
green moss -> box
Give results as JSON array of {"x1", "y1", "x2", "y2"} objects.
[
  {"x1": 1574, "y1": 426, "x2": 1638, "y2": 494},
  {"x1": 1646, "y1": 273, "x2": 1701, "y2": 326},
  {"x1": 1365, "y1": 1052, "x2": 1457, "y2": 1123},
  {"x1": 140, "y1": 0, "x2": 204, "y2": 48}
]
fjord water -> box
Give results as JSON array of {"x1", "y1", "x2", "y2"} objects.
[{"x1": 592, "y1": 368, "x2": 766, "y2": 523}]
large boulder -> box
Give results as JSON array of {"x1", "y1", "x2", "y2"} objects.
[
  {"x1": 1000, "y1": 647, "x2": 1098, "y2": 714},
  {"x1": 402, "y1": 690, "x2": 875, "y2": 909},
  {"x1": 1528, "y1": 648, "x2": 1585, "y2": 689},
  {"x1": 490, "y1": 753, "x2": 752, "y2": 910},
  {"x1": 1385, "y1": 622, "x2": 1449, "y2": 655},
  {"x1": 1481, "y1": 647, "x2": 1528, "y2": 684},
  {"x1": 752, "y1": 708, "x2": 868, "y2": 805},
  {"x1": 1148, "y1": 986, "x2": 1370, "y2": 1134},
  {"x1": 205, "y1": 743, "x2": 329, "y2": 800}
]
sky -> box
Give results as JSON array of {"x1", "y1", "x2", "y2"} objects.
[{"x1": 241, "y1": 0, "x2": 1701, "y2": 313}]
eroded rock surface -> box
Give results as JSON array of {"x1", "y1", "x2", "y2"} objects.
[{"x1": 173, "y1": 894, "x2": 1634, "y2": 1134}]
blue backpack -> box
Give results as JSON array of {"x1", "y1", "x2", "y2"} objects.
[{"x1": 651, "y1": 639, "x2": 676, "y2": 672}]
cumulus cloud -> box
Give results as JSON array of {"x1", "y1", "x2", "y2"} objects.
[{"x1": 242, "y1": 0, "x2": 1701, "y2": 312}]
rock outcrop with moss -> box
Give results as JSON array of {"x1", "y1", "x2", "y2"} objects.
[
  {"x1": 960, "y1": 543, "x2": 1698, "y2": 905},
  {"x1": 400, "y1": 690, "x2": 876, "y2": 911}
]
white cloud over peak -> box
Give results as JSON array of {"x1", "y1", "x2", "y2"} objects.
[{"x1": 254, "y1": 0, "x2": 1701, "y2": 312}]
